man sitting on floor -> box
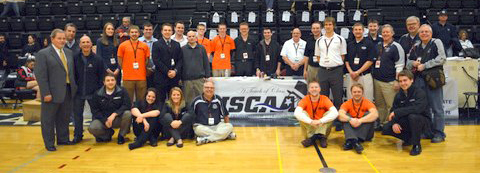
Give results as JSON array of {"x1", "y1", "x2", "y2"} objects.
[
  {"x1": 338, "y1": 83, "x2": 378, "y2": 154},
  {"x1": 294, "y1": 81, "x2": 338, "y2": 148}
]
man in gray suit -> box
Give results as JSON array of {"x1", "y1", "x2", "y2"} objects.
[{"x1": 35, "y1": 29, "x2": 78, "y2": 151}]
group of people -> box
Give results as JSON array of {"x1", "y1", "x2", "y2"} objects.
[{"x1": 25, "y1": 11, "x2": 457, "y2": 156}]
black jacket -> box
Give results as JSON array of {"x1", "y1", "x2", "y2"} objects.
[
  {"x1": 91, "y1": 85, "x2": 132, "y2": 124},
  {"x1": 255, "y1": 39, "x2": 282, "y2": 76},
  {"x1": 161, "y1": 100, "x2": 194, "y2": 124},
  {"x1": 74, "y1": 51, "x2": 105, "y2": 98},
  {"x1": 151, "y1": 38, "x2": 183, "y2": 86},
  {"x1": 390, "y1": 85, "x2": 429, "y2": 123}
]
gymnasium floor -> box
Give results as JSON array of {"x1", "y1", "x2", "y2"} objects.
[{"x1": 0, "y1": 108, "x2": 479, "y2": 172}]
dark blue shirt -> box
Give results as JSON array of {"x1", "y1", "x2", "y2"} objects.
[
  {"x1": 346, "y1": 38, "x2": 376, "y2": 74},
  {"x1": 372, "y1": 41, "x2": 405, "y2": 82},
  {"x1": 192, "y1": 94, "x2": 229, "y2": 126},
  {"x1": 432, "y1": 22, "x2": 457, "y2": 50},
  {"x1": 305, "y1": 36, "x2": 320, "y2": 67}
]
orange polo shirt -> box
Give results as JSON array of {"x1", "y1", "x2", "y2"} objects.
[
  {"x1": 197, "y1": 37, "x2": 212, "y2": 55},
  {"x1": 340, "y1": 97, "x2": 376, "y2": 118},
  {"x1": 211, "y1": 35, "x2": 235, "y2": 70},
  {"x1": 298, "y1": 95, "x2": 333, "y2": 120},
  {"x1": 117, "y1": 40, "x2": 150, "y2": 81}
]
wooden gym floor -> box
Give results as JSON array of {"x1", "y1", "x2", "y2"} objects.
[{"x1": 0, "y1": 107, "x2": 480, "y2": 172}]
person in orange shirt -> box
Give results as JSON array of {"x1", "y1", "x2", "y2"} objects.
[
  {"x1": 294, "y1": 81, "x2": 338, "y2": 148},
  {"x1": 196, "y1": 24, "x2": 212, "y2": 58},
  {"x1": 211, "y1": 23, "x2": 235, "y2": 77},
  {"x1": 117, "y1": 25, "x2": 150, "y2": 103},
  {"x1": 338, "y1": 83, "x2": 378, "y2": 154}
]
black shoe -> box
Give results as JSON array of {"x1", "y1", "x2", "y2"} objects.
[
  {"x1": 410, "y1": 145, "x2": 422, "y2": 156},
  {"x1": 176, "y1": 143, "x2": 183, "y2": 148},
  {"x1": 57, "y1": 141, "x2": 73, "y2": 145},
  {"x1": 431, "y1": 136, "x2": 445, "y2": 143},
  {"x1": 46, "y1": 146, "x2": 56, "y2": 151},
  {"x1": 128, "y1": 142, "x2": 141, "y2": 150},
  {"x1": 319, "y1": 137, "x2": 328, "y2": 148},
  {"x1": 353, "y1": 142, "x2": 364, "y2": 154},
  {"x1": 72, "y1": 136, "x2": 83, "y2": 144},
  {"x1": 343, "y1": 141, "x2": 353, "y2": 150},
  {"x1": 117, "y1": 135, "x2": 125, "y2": 145},
  {"x1": 301, "y1": 138, "x2": 314, "y2": 148},
  {"x1": 150, "y1": 138, "x2": 158, "y2": 147}
]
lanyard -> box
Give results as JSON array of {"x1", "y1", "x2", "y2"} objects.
[
  {"x1": 220, "y1": 36, "x2": 227, "y2": 53},
  {"x1": 293, "y1": 42, "x2": 300, "y2": 57},
  {"x1": 351, "y1": 98, "x2": 363, "y2": 117},
  {"x1": 309, "y1": 95, "x2": 321, "y2": 118},
  {"x1": 324, "y1": 37, "x2": 334, "y2": 57},
  {"x1": 129, "y1": 40, "x2": 139, "y2": 61}
]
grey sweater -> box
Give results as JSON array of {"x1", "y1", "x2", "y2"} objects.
[{"x1": 181, "y1": 44, "x2": 211, "y2": 80}]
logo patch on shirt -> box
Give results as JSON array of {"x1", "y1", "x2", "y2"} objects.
[
  {"x1": 212, "y1": 104, "x2": 218, "y2": 109},
  {"x1": 113, "y1": 96, "x2": 121, "y2": 99},
  {"x1": 409, "y1": 99, "x2": 415, "y2": 102},
  {"x1": 361, "y1": 46, "x2": 366, "y2": 50}
]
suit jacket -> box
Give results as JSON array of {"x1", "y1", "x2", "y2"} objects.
[
  {"x1": 35, "y1": 45, "x2": 77, "y2": 103},
  {"x1": 151, "y1": 38, "x2": 183, "y2": 86}
]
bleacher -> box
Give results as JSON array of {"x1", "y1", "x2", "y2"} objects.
[{"x1": 0, "y1": 0, "x2": 479, "y2": 67}]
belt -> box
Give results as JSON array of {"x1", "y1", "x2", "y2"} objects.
[{"x1": 319, "y1": 65, "x2": 343, "y2": 71}]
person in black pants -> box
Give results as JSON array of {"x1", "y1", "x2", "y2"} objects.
[
  {"x1": 152, "y1": 23, "x2": 183, "y2": 103},
  {"x1": 72, "y1": 35, "x2": 104, "y2": 143},
  {"x1": 382, "y1": 70, "x2": 430, "y2": 156},
  {"x1": 128, "y1": 88, "x2": 163, "y2": 150},
  {"x1": 160, "y1": 87, "x2": 194, "y2": 148}
]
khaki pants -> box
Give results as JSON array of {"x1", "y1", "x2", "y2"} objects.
[
  {"x1": 88, "y1": 111, "x2": 132, "y2": 140},
  {"x1": 193, "y1": 122, "x2": 233, "y2": 142},
  {"x1": 345, "y1": 73, "x2": 374, "y2": 101},
  {"x1": 212, "y1": 69, "x2": 231, "y2": 77},
  {"x1": 300, "y1": 121, "x2": 332, "y2": 139},
  {"x1": 306, "y1": 65, "x2": 319, "y2": 83},
  {"x1": 183, "y1": 78, "x2": 204, "y2": 105},
  {"x1": 373, "y1": 79, "x2": 396, "y2": 125},
  {"x1": 123, "y1": 80, "x2": 147, "y2": 103}
]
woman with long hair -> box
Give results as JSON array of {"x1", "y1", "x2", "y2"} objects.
[
  {"x1": 128, "y1": 88, "x2": 163, "y2": 150},
  {"x1": 21, "y1": 34, "x2": 41, "y2": 56},
  {"x1": 96, "y1": 22, "x2": 121, "y2": 85},
  {"x1": 160, "y1": 87, "x2": 194, "y2": 148}
]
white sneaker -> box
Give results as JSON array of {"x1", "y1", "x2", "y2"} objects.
[
  {"x1": 227, "y1": 132, "x2": 237, "y2": 140},
  {"x1": 196, "y1": 137, "x2": 209, "y2": 146}
]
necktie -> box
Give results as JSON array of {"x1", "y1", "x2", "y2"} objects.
[{"x1": 59, "y1": 49, "x2": 70, "y2": 84}]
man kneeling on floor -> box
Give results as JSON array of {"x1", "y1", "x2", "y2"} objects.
[
  {"x1": 294, "y1": 81, "x2": 338, "y2": 148},
  {"x1": 338, "y1": 83, "x2": 378, "y2": 154},
  {"x1": 382, "y1": 70, "x2": 430, "y2": 156},
  {"x1": 192, "y1": 80, "x2": 236, "y2": 145},
  {"x1": 89, "y1": 74, "x2": 132, "y2": 144}
]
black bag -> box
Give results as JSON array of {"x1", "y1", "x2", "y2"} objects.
[
  {"x1": 462, "y1": 48, "x2": 480, "y2": 59},
  {"x1": 422, "y1": 66, "x2": 446, "y2": 89}
]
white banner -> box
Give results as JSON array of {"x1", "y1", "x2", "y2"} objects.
[
  {"x1": 443, "y1": 77, "x2": 459, "y2": 118},
  {"x1": 214, "y1": 77, "x2": 307, "y2": 118}
]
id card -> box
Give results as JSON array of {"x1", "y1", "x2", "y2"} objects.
[
  {"x1": 208, "y1": 117, "x2": 215, "y2": 125},
  {"x1": 220, "y1": 53, "x2": 226, "y2": 59},
  {"x1": 416, "y1": 57, "x2": 422, "y2": 62},
  {"x1": 133, "y1": 62, "x2": 139, "y2": 69},
  {"x1": 375, "y1": 60, "x2": 380, "y2": 68},
  {"x1": 243, "y1": 52, "x2": 248, "y2": 59},
  {"x1": 265, "y1": 55, "x2": 270, "y2": 61},
  {"x1": 171, "y1": 59, "x2": 175, "y2": 66},
  {"x1": 354, "y1": 57, "x2": 360, "y2": 65},
  {"x1": 110, "y1": 58, "x2": 116, "y2": 64}
]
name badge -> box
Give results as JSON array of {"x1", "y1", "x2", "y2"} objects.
[
  {"x1": 110, "y1": 58, "x2": 116, "y2": 64},
  {"x1": 220, "y1": 53, "x2": 226, "y2": 59},
  {"x1": 375, "y1": 60, "x2": 381, "y2": 68},
  {"x1": 354, "y1": 57, "x2": 360, "y2": 65},
  {"x1": 88, "y1": 64, "x2": 93, "y2": 68},
  {"x1": 265, "y1": 55, "x2": 270, "y2": 61},
  {"x1": 171, "y1": 59, "x2": 175, "y2": 66},
  {"x1": 208, "y1": 117, "x2": 215, "y2": 125},
  {"x1": 243, "y1": 52, "x2": 248, "y2": 59},
  {"x1": 133, "y1": 62, "x2": 139, "y2": 69},
  {"x1": 416, "y1": 57, "x2": 422, "y2": 62}
]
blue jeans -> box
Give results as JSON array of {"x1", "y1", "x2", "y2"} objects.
[
  {"x1": 0, "y1": 2, "x2": 20, "y2": 17},
  {"x1": 414, "y1": 77, "x2": 446, "y2": 138}
]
